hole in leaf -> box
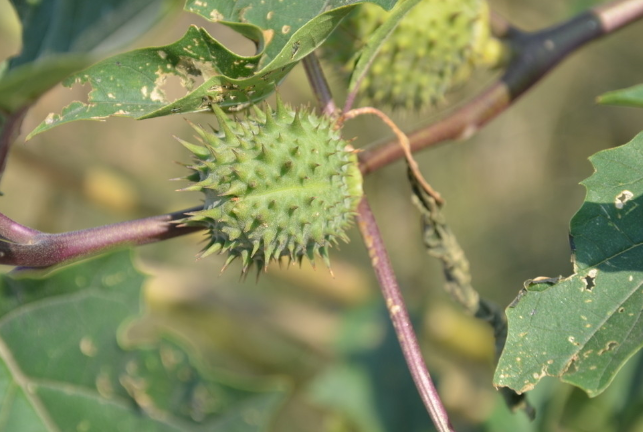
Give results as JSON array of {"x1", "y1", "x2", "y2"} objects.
[
  {"x1": 598, "y1": 341, "x2": 619, "y2": 355},
  {"x1": 582, "y1": 269, "x2": 598, "y2": 291},
  {"x1": 615, "y1": 190, "x2": 634, "y2": 209}
]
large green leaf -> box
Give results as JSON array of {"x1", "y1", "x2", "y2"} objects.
[
  {"x1": 0, "y1": 251, "x2": 286, "y2": 430},
  {"x1": 0, "y1": 0, "x2": 178, "y2": 113},
  {"x1": 29, "y1": 0, "x2": 399, "y2": 137},
  {"x1": 494, "y1": 132, "x2": 643, "y2": 397}
]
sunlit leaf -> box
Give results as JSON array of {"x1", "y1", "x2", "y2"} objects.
[
  {"x1": 185, "y1": 0, "x2": 398, "y2": 67},
  {"x1": 29, "y1": 0, "x2": 400, "y2": 137},
  {"x1": 494, "y1": 132, "x2": 643, "y2": 397}
]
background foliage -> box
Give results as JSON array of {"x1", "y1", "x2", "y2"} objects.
[{"x1": 2, "y1": 0, "x2": 643, "y2": 430}]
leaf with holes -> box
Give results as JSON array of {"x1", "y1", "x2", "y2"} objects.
[
  {"x1": 494, "y1": 132, "x2": 643, "y2": 397},
  {"x1": 28, "y1": 0, "x2": 399, "y2": 137},
  {"x1": 0, "y1": 251, "x2": 286, "y2": 430},
  {"x1": 184, "y1": 0, "x2": 398, "y2": 68}
]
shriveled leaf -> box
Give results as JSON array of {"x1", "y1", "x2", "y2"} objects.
[
  {"x1": 29, "y1": 0, "x2": 399, "y2": 137},
  {"x1": 598, "y1": 84, "x2": 643, "y2": 108},
  {"x1": 0, "y1": 251, "x2": 286, "y2": 430},
  {"x1": 494, "y1": 132, "x2": 643, "y2": 397}
]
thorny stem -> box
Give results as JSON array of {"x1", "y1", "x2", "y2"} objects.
[
  {"x1": 358, "y1": 0, "x2": 643, "y2": 175},
  {"x1": 356, "y1": 197, "x2": 455, "y2": 432},
  {"x1": 302, "y1": 53, "x2": 338, "y2": 117},
  {"x1": 3, "y1": 0, "x2": 643, "y2": 268},
  {"x1": 0, "y1": 208, "x2": 202, "y2": 268}
]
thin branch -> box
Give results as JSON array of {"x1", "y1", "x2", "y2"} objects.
[
  {"x1": 595, "y1": 0, "x2": 643, "y2": 32},
  {"x1": 358, "y1": 0, "x2": 643, "y2": 174},
  {"x1": 356, "y1": 197, "x2": 455, "y2": 432},
  {"x1": 342, "y1": 106, "x2": 443, "y2": 204},
  {"x1": 302, "y1": 53, "x2": 337, "y2": 117},
  {"x1": 0, "y1": 207, "x2": 204, "y2": 268}
]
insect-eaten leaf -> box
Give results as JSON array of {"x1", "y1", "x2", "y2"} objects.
[
  {"x1": 494, "y1": 131, "x2": 643, "y2": 397},
  {"x1": 29, "y1": 0, "x2": 386, "y2": 137}
]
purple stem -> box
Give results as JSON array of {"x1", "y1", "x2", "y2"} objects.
[
  {"x1": 356, "y1": 197, "x2": 455, "y2": 432},
  {"x1": 0, "y1": 208, "x2": 203, "y2": 268},
  {"x1": 302, "y1": 53, "x2": 337, "y2": 116}
]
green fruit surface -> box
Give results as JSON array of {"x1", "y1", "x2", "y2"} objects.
[
  {"x1": 327, "y1": 0, "x2": 494, "y2": 111},
  {"x1": 180, "y1": 101, "x2": 363, "y2": 272}
]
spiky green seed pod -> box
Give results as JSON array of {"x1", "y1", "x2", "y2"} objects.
[
  {"x1": 326, "y1": 0, "x2": 502, "y2": 111},
  {"x1": 178, "y1": 101, "x2": 363, "y2": 274}
]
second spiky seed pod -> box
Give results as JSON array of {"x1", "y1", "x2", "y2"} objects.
[
  {"x1": 326, "y1": 0, "x2": 501, "y2": 111},
  {"x1": 178, "y1": 100, "x2": 363, "y2": 274}
]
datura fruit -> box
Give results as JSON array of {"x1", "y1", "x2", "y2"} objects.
[
  {"x1": 178, "y1": 100, "x2": 363, "y2": 273},
  {"x1": 326, "y1": 0, "x2": 502, "y2": 111}
]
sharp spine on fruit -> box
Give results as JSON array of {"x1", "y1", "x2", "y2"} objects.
[{"x1": 177, "y1": 96, "x2": 363, "y2": 275}]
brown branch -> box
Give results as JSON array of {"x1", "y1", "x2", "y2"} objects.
[
  {"x1": 356, "y1": 197, "x2": 455, "y2": 432},
  {"x1": 358, "y1": 0, "x2": 643, "y2": 175}
]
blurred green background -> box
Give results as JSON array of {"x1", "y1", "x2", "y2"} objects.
[{"x1": 2, "y1": 0, "x2": 643, "y2": 430}]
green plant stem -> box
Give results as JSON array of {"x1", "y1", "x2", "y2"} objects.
[
  {"x1": 302, "y1": 53, "x2": 337, "y2": 117},
  {"x1": 356, "y1": 197, "x2": 455, "y2": 432},
  {"x1": 0, "y1": 208, "x2": 203, "y2": 268},
  {"x1": 358, "y1": 0, "x2": 643, "y2": 175}
]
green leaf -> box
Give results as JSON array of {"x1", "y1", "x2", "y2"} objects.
[
  {"x1": 0, "y1": 251, "x2": 286, "y2": 430},
  {"x1": 494, "y1": 132, "x2": 643, "y2": 397},
  {"x1": 1, "y1": 0, "x2": 178, "y2": 113},
  {"x1": 185, "y1": 0, "x2": 398, "y2": 68},
  {"x1": 598, "y1": 84, "x2": 643, "y2": 108},
  {"x1": 29, "y1": 0, "x2": 399, "y2": 137}
]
